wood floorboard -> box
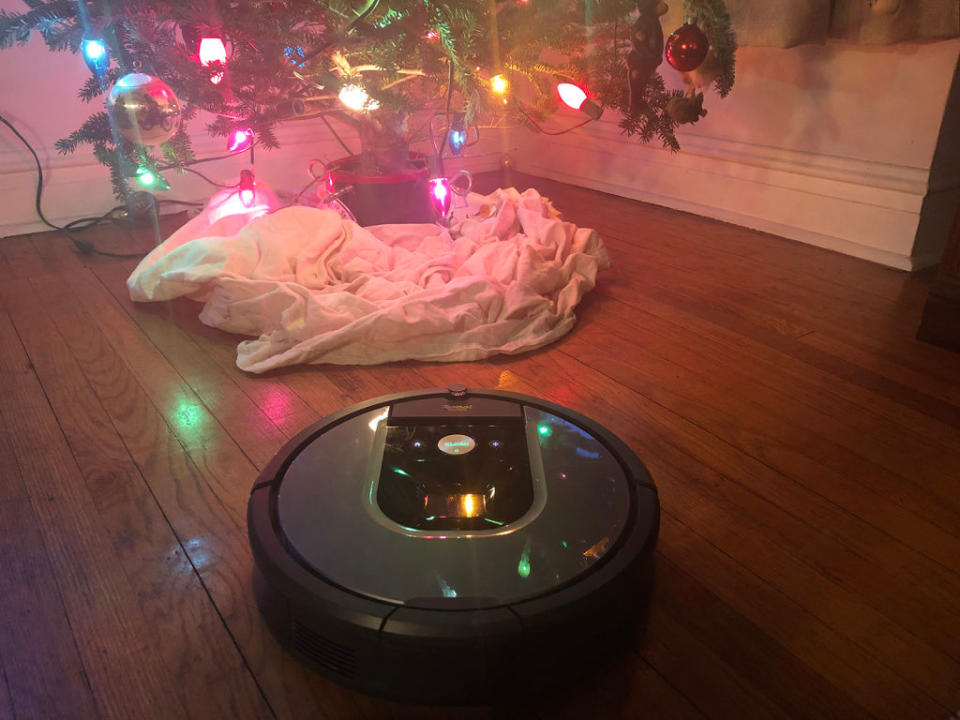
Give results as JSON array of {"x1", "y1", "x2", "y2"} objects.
[
  {"x1": 29, "y1": 241, "x2": 367, "y2": 720},
  {"x1": 9, "y1": 271, "x2": 274, "y2": 720},
  {"x1": 0, "y1": 667, "x2": 12, "y2": 720},
  {"x1": 651, "y1": 556, "x2": 871, "y2": 720},
  {"x1": 0, "y1": 440, "x2": 99, "y2": 720},
  {"x1": 565, "y1": 306, "x2": 960, "y2": 531},
  {"x1": 3, "y1": 172, "x2": 960, "y2": 718},
  {"x1": 585, "y1": 286, "x2": 960, "y2": 459},
  {"x1": 523, "y1": 173, "x2": 960, "y2": 396},
  {"x1": 615, "y1": 270, "x2": 960, "y2": 433},
  {"x1": 585, "y1": 291, "x2": 960, "y2": 489},
  {"x1": 0, "y1": 311, "x2": 185, "y2": 720},
  {"x1": 606, "y1": 246, "x2": 960, "y2": 402}
]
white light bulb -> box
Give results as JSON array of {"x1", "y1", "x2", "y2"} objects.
[{"x1": 338, "y1": 84, "x2": 380, "y2": 111}]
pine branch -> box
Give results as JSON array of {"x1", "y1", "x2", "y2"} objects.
[
  {"x1": 0, "y1": 0, "x2": 79, "y2": 49},
  {"x1": 2, "y1": 0, "x2": 738, "y2": 194},
  {"x1": 56, "y1": 112, "x2": 113, "y2": 153},
  {"x1": 686, "y1": 0, "x2": 737, "y2": 97}
]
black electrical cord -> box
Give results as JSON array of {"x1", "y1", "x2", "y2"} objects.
[
  {"x1": 0, "y1": 111, "x2": 98, "y2": 253},
  {"x1": 0, "y1": 112, "x2": 209, "y2": 258},
  {"x1": 516, "y1": 103, "x2": 599, "y2": 135},
  {"x1": 159, "y1": 151, "x2": 238, "y2": 169},
  {"x1": 434, "y1": 62, "x2": 456, "y2": 176},
  {"x1": 177, "y1": 165, "x2": 239, "y2": 188}
]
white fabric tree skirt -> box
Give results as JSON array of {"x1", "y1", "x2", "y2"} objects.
[{"x1": 127, "y1": 187, "x2": 609, "y2": 373}]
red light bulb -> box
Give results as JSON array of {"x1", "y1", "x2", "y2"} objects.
[
  {"x1": 239, "y1": 169, "x2": 256, "y2": 208},
  {"x1": 199, "y1": 38, "x2": 227, "y2": 65},
  {"x1": 556, "y1": 81, "x2": 603, "y2": 120},
  {"x1": 199, "y1": 37, "x2": 227, "y2": 84},
  {"x1": 557, "y1": 82, "x2": 587, "y2": 110}
]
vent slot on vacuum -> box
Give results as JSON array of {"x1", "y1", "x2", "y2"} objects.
[{"x1": 294, "y1": 621, "x2": 356, "y2": 678}]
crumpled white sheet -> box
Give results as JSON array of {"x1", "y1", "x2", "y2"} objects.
[{"x1": 127, "y1": 187, "x2": 610, "y2": 373}]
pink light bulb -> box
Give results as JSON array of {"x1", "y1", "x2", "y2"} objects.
[
  {"x1": 227, "y1": 127, "x2": 254, "y2": 153},
  {"x1": 557, "y1": 82, "x2": 588, "y2": 110},
  {"x1": 429, "y1": 178, "x2": 452, "y2": 218}
]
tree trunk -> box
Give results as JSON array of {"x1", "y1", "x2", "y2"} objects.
[{"x1": 358, "y1": 111, "x2": 411, "y2": 175}]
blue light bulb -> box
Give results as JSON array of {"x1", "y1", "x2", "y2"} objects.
[
  {"x1": 448, "y1": 114, "x2": 467, "y2": 157},
  {"x1": 449, "y1": 129, "x2": 466, "y2": 156},
  {"x1": 82, "y1": 38, "x2": 109, "y2": 74}
]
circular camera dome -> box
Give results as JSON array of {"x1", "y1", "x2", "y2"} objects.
[{"x1": 248, "y1": 387, "x2": 659, "y2": 704}]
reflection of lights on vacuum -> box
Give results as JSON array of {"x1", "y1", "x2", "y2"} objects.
[
  {"x1": 392, "y1": 467, "x2": 411, "y2": 477},
  {"x1": 368, "y1": 408, "x2": 389, "y2": 431},
  {"x1": 537, "y1": 424, "x2": 552, "y2": 437},
  {"x1": 424, "y1": 493, "x2": 485, "y2": 518},
  {"x1": 460, "y1": 494, "x2": 481, "y2": 518},
  {"x1": 583, "y1": 537, "x2": 610, "y2": 560},
  {"x1": 518, "y1": 539, "x2": 531, "y2": 578},
  {"x1": 437, "y1": 574, "x2": 457, "y2": 598}
]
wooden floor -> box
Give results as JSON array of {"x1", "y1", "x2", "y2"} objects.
[{"x1": 1, "y1": 171, "x2": 959, "y2": 720}]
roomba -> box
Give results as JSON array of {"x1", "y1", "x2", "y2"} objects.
[{"x1": 248, "y1": 386, "x2": 659, "y2": 703}]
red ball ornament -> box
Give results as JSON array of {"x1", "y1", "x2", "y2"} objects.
[{"x1": 665, "y1": 23, "x2": 709, "y2": 73}]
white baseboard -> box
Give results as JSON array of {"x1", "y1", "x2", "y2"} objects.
[{"x1": 514, "y1": 116, "x2": 953, "y2": 271}]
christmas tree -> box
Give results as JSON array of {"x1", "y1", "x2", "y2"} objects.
[{"x1": 0, "y1": 0, "x2": 736, "y2": 204}]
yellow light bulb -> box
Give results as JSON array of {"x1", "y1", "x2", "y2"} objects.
[{"x1": 491, "y1": 74, "x2": 508, "y2": 95}]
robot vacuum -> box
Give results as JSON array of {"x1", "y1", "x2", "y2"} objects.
[{"x1": 248, "y1": 386, "x2": 659, "y2": 703}]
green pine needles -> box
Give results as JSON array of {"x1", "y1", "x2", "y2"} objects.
[{"x1": 1, "y1": 0, "x2": 736, "y2": 200}]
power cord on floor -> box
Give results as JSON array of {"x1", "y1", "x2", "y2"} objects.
[{"x1": 1, "y1": 111, "x2": 202, "y2": 258}]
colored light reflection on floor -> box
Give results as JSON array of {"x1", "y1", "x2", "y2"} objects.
[{"x1": 172, "y1": 398, "x2": 207, "y2": 438}]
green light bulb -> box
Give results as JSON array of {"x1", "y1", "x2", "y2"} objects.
[{"x1": 136, "y1": 167, "x2": 156, "y2": 187}]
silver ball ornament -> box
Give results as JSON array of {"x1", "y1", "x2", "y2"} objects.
[{"x1": 107, "y1": 72, "x2": 182, "y2": 145}]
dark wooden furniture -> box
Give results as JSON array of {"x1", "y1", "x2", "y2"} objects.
[
  {"x1": 1, "y1": 172, "x2": 959, "y2": 719},
  {"x1": 918, "y1": 201, "x2": 960, "y2": 352}
]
